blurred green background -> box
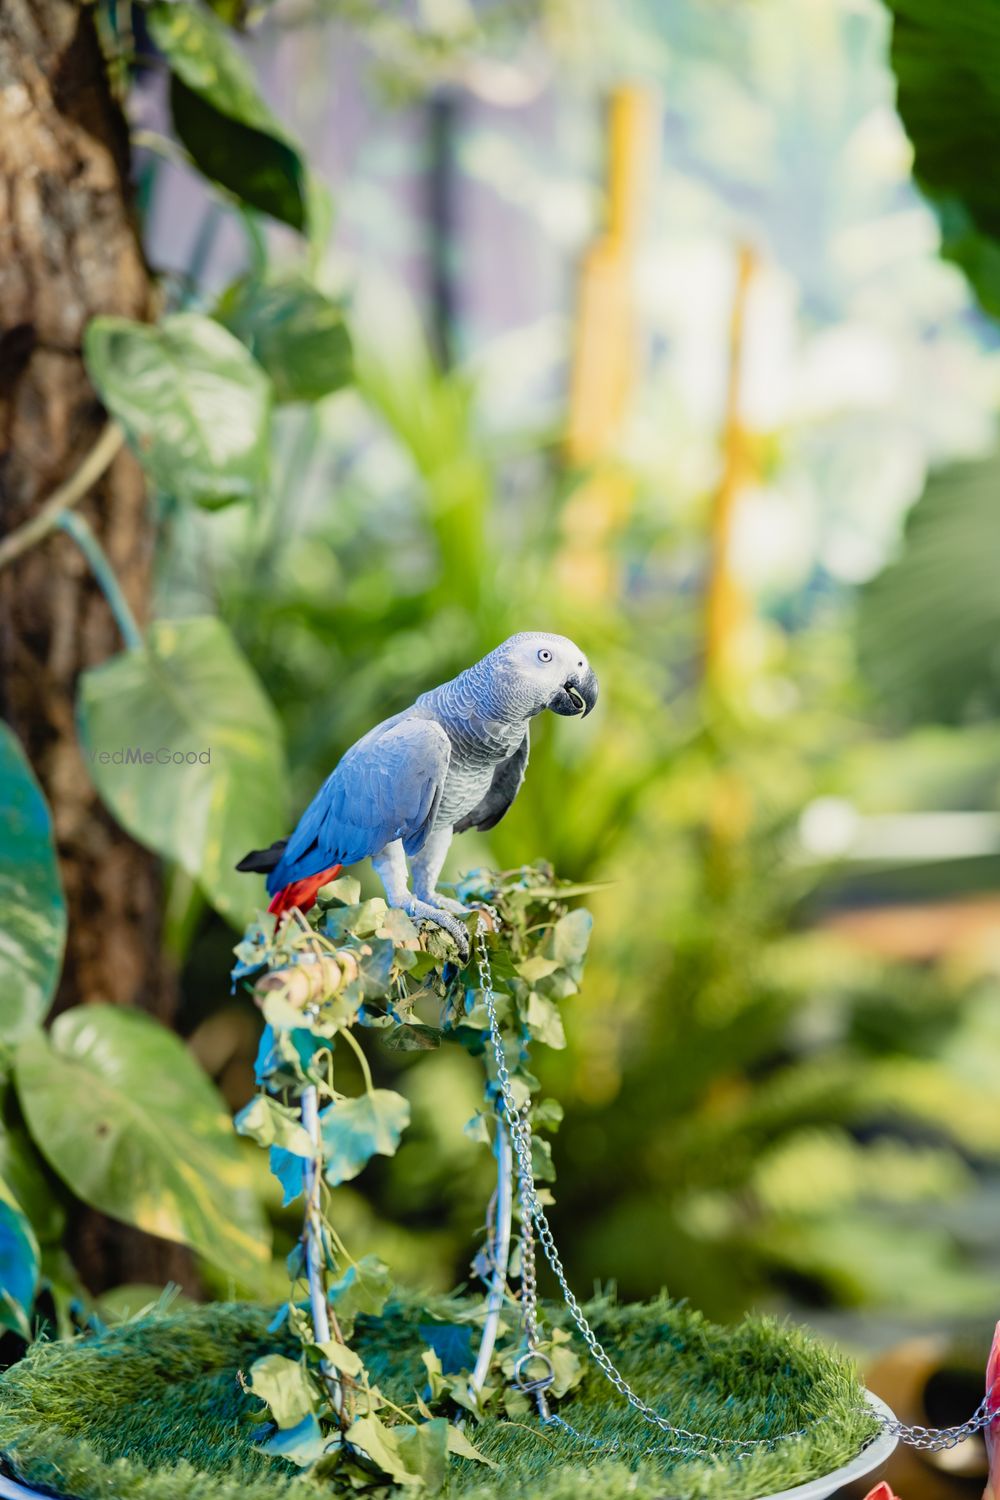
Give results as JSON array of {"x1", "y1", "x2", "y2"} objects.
[
  {"x1": 7, "y1": 0, "x2": 1000, "y2": 1402},
  {"x1": 151, "y1": 0, "x2": 1000, "y2": 1347}
]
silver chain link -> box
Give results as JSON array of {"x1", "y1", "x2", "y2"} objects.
[{"x1": 473, "y1": 915, "x2": 999, "y2": 1460}]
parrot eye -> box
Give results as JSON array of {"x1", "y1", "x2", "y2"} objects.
[{"x1": 537, "y1": 648, "x2": 553, "y2": 663}]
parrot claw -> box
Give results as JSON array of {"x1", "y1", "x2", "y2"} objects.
[{"x1": 404, "y1": 899, "x2": 471, "y2": 962}]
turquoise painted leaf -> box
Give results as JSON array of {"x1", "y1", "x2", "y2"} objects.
[{"x1": 319, "y1": 1090, "x2": 410, "y2": 1186}]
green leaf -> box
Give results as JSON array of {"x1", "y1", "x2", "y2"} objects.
[
  {"x1": 446, "y1": 1423, "x2": 496, "y2": 1468},
  {"x1": 858, "y1": 453, "x2": 1000, "y2": 724},
  {"x1": 0, "y1": 722, "x2": 66, "y2": 1041},
  {"x1": 524, "y1": 992, "x2": 567, "y2": 1050},
  {"x1": 247, "y1": 1352, "x2": 315, "y2": 1428},
  {"x1": 545, "y1": 909, "x2": 592, "y2": 978},
  {"x1": 14, "y1": 1006, "x2": 270, "y2": 1284},
  {"x1": 84, "y1": 314, "x2": 271, "y2": 510},
  {"x1": 0, "y1": 1175, "x2": 39, "y2": 1339},
  {"x1": 216, "y1": 275, "x2": 353, "y2": 403},
  {"x1": 234, "y1": 1095, "x2": 311, "y2": 1155},
  {"x1": 312, "y1": 1338, "x2": 363, "y2": 1377},
  {"x1": 327, "y1": 1253, "x2": 392, "y2": 1320},
  {"x1": 319, "y1": 1090, "x2": 410, "y2": 1185},
  {"x1": 146, "y1": 3, "x2": 307, "y2": 230},
  {"x1": 77, "y1": 616, "x2": 287, "y2": 926},
  {"x1": 887, "y1": 0, "x2": 1000, "y2": 318},
  {"x1": 344, "y1": 1414, "x2": 422, "y2": 1487},
  {"x1": 395, "y1": 1419, "x2": 450, "y2": 1493}
]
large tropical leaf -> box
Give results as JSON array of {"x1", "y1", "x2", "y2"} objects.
[
  {"x1": 887, "y1": 0, "x2": 1000, "y2": 318},
  {"x1": 77, "y1": 617, "x2": 287, "y2": 926},
  {"x1": 0, "y1": 722, "x2": 66, "y2": 1043},
  {"x1": 147, "y1": 2, "x2": 307, "y2": 231},
  {"x1": 216, "y1": 274, "x2": 353, "y2": 404},
  {"x1": 14, "y1": 1006, "x2": 269, "y2": 1284},
  {"x1": 84, "y1": 314, "x2": 271, "y2": 510},
  {"x1": 858, "y1": 452, "x2": 1000, "y2": 725}
]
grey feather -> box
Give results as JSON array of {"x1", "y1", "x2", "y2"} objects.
[{"x1": 453, "y1": 731, "x2": 529, "y2": 833}]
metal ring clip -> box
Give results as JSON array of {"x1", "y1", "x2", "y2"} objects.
[{"x1": 513, "y1": 1350, "x2": 555, "y2": 1393}]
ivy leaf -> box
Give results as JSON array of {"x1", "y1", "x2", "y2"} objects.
[
  {"x1": 14, "y1": 1006, "x2": 270, "y2": 1285},
  {"x1": 254, "y1": 1024, "x2": 328, "y2": 1089},
  {"x1": 319, "y1": 1090, "x2": 410, "y2": 1185},
  {"x1": 531, "y1": 1134, "x2": 556, "y2": 1183},
  {"x1": 544, "y1": 909, "x2": 592, "y2": 980},
  {"x1": 147, "y1": 3, "x2": 307, "y2": 230},
  {"x1": 327, "y1": 1254, "x2": 392, "y2": 1320},
  {"x1": 312, "y1": 1339, "x2": 363, "y2": 1377},
  {"x1": 0, "y1": 722, "x2": 66, "y2": 1042},
  {"x1": 394, "y1": 1418, "x2": 450, "y2": 1493},
  {"x1": 216, "y1": 274, "x2": 352, "y2": 403},
  {"x1": 0, "y1": 1176, "x2": 39, "y2": 1339},
  {"x1": 446, "y1": 1423, "x2": 496, "y2": 1468},
  {"x1": 524, "y1": 993, "x2": 566, "y2": 1050},
  {"x1": 234, "y1": 1095, "x2": 311, "y2": 1155},
  {"x1": 77, "y1": 617, "x2": 287, "y2": 927},
  {"x1": 516, "y1": 956, "x2": 561, "y2": 984},
  {"x1": 84, "y1": 314, "x2": 271, "y2": 510},
  {"x1": 247, "y1": 1352, "x2": 315, "y2": 1428},
  {"x1": 343, "y1": 1415, "x2": 422, "y2": 1488},
  {"x1": 269, "y1": 1145, "x2": 306, "y2": 1207},
  {"x1": 531, "y1": 1098, "x2": 564, "y2": 1133},
  {"x1": 254, "y1": 1411, "x2": 329, "y2": 1466}
]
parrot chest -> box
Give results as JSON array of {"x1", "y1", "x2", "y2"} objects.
[
  {"x1": 434, "y1": 761, "x2": 498, "y2": 828},
  {"x1": 433, "y1": 719, "x2": 524, "y2": 829}
]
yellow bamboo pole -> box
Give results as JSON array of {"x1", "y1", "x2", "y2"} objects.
[
  {"x1": 704, "y1": 243, "x2": 756, "y2": 693},
  {"x1": 558, "y1": 85, "x2": 658, "y2": 601}
]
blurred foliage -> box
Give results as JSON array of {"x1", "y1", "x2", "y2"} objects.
[
  {"x1": 887, "y1": 0, "x2": 1000, "y2": 321},
  {"x1": 2, "y1": 0, "x2": 999, "y2": 1362},
  {"x1": 859, "y1": 453, "x2": 1000, "y2": 726}
]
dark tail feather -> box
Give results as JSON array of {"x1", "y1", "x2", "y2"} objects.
[{"x1": 235, "y1": 838, "x2": 288, "y2": 874}]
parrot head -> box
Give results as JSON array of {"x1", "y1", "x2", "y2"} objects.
[{"x1": 484, "y1": 632, "x2": 599, "y2": 721}]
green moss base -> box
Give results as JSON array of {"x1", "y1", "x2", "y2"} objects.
[{"x1": 0, "y1": 1294, "x2": 877, "y2": 1500}]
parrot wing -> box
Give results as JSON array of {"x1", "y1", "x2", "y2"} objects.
[
  {"x1": 453, "y1": 730, "x2": 529, "y2": 834},
  {"x1": 268, "y1": 715, "x2": 451, "y2": 892}
]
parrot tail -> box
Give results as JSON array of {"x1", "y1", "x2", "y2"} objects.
[{"x1": 267, "y1": 866, "x2": 344, "y2": 918}]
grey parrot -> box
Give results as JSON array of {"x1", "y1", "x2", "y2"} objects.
[{"x1": 237, "y1": 632, "x2": 598, "y2": 956}]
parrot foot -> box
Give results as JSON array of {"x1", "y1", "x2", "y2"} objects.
[{"x1": 404, "y1": 899, "x2": 471, "y2": 962}]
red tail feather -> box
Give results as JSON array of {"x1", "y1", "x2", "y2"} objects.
[{"x1": 268, "y1": 865, "x2": 343, "y2": 918}]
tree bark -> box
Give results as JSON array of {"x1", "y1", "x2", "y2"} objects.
[{"x1": 0, "y1": 0, "x2": 193, "y2": 1291}]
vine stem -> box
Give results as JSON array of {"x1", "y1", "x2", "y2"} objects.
[
  {"x1": 340, "y1": 1024, "x2": 375, "y2": 1095},
  {"x1": 0, "y1": 421, "x2": 125, "y2": 571},
  {"x1": 301, "y1": 1085, "x2": 345, "y2": 1423},
  {"x1": 58, "y1": 511, "x2": 143, "y2": 650}
]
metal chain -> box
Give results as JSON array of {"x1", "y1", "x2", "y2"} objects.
[{"x1": 473, "y1": 916, "x2": 999, "y2": 1459}]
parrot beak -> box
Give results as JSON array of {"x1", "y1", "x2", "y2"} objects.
[{"x1": 548, "y1": 666, "x2": 599, "y2": 718}]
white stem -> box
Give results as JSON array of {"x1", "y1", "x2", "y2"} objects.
[
  {"x1": 301, "y1": 1084, "x2": 343, "y2": 1417},
  {"x1": 469, "y1": 1123, "x2": 513, "y2": 1395}
]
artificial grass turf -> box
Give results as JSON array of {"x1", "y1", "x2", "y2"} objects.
[{"x1": 0, "y1": 1293, "x2": 878, "y2": 1500}]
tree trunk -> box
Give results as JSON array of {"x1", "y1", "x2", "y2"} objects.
[{"x1": 0, "y1": 0, "x2": 194, "y2": 1292}]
